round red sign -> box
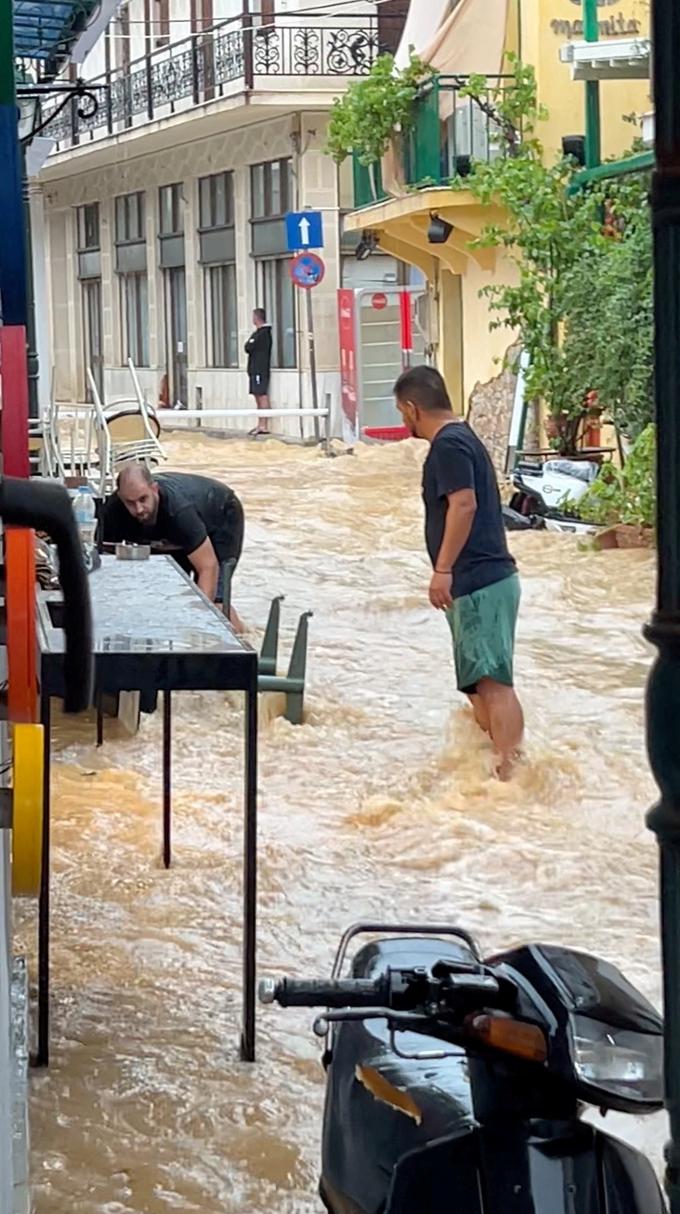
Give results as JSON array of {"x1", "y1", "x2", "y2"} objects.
[{"x1": 371, "y1": 292, "x2": 388, "y2": 310}]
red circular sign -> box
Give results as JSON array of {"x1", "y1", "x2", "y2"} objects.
[
  {"x1": 371, "y1": 292, "x2": 388, "y2": 310},
  {"x1": 289, "y1": 252, "x2": 325, "y2": 290}
]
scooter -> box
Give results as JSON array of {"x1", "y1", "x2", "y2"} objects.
[
  {"x1": 508, "y1": 456, "x2": 600, "y2": 535},
  {"x1": 260, "y1": 922, "x2": 666, "y2": 1213}
]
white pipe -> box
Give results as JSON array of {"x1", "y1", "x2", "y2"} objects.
[{"x1": 158, "y1": 408, "x2": 330, "y2": 420}]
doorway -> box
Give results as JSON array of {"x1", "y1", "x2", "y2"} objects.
[
  {"x1": 165, "y1": 267, "x2": 188, "y2": 408},
  {"x1": 82, "y1": 278, "x2": 103, "y2": 401}
]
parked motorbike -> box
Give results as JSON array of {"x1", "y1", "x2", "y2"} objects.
[
  {"x1": 260, "y1": 923, "x2": 666, "y2": 1213},
  {"x1": 508, "y1": 456, "x2": 600, "y2": 535}
]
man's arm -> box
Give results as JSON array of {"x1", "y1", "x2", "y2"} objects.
[
  {"x1": 187, "y1": 537, "x2": 220, "y2": 601},
  {"x1": 429, "y1": 489, "x2": 477, "y2": 610}
]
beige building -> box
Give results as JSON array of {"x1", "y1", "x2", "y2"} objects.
[{"x1": 36, "y1": 1, "x2": 412, "y2": 433}]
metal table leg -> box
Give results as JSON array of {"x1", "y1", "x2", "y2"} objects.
[
  {"x1": 241, "y1": 674, "x2": 258, "y2": 1062},
  {"x1": 96, "y1": 694, "x2": 103, "y2": 748},
  {"x1": 35, "y1": 690, "x2": 51, "y2": 1067},
  {"x1": 163, "y1": 691, "x2": 171, "y2": 869}
]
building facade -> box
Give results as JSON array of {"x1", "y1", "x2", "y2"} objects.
[
  {"x1": 344, "y1": 0, "x2": 652, "y2": 450},
  {"x1": 36, "y1": 0, "x2": 412, "y2": 434}
]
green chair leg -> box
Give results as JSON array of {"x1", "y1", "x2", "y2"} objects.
[
  {"x1": 283, "y1": 611, "x2": 313, "y2": 725},
  {"x1": 259, "y1": 595, "x2": 284, "y2": 676}
]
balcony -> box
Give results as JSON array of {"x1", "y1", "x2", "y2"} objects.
[
  {"x1": 43, "y1": 16, "x2": 381, "y2": 152},
  {"x1": 352, "y1": 75, "x2": 513, "y2": 209}
]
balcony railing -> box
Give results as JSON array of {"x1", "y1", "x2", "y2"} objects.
[
  {"x1": 44, "y1": 17, "x2": 380, "y2": 149},
  {"x1": 352, "y1": 75, "x2": 514, "y2": 208}
]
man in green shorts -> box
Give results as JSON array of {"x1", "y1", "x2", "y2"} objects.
[{"x1": 394, "y1": 365, "x2": 524, "y2": 780}]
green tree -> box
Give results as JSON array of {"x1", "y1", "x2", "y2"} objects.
[
  {"x1": 562, "y1": 175, "x2": 653, "y2": 442},
  {"x1": 455, "y1": 56, "x2": 610, "y2": 453},
  {"x1": 326, "y1": 52, "x2": 434, "y2": 167}
]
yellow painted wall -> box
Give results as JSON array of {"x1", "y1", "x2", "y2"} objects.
[
  {"x1": 458, "y1": 254, "x2": 520, "y2": 405},
  {"x1": 528, "y1": 0, "x2": 651, "y2": 161}
]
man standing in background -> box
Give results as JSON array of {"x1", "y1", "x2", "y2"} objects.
[
  {"x1": 394, "y1": 365, "x2": 524, "y2": 780},
  {"x1": 245, "y1": 307, "x2": 273, "y2": 437}
]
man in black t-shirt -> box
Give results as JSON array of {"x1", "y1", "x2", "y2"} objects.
[
  {"x1": 394, "y1": 365, "x2": 524, "y2": 780},
  {"x1": 245, "y1": 307, "x2": 273, "y2": 437},
  {"x1": 102, "y1": 464, "x2": 244, "y2": 629}
]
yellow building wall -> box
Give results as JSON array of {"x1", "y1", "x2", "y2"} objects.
[
  {"x1": 530, "y1": 0, "x2": 651, "y2": 161},
  {"x1": 458, "y1": 254, "x2": 520, "y2": 408}
]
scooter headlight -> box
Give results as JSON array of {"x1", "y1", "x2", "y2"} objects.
[{"x1": 571, "y1": 1015, "x2": 663, "y2": 1107}]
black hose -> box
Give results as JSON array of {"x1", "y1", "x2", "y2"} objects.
[{"x1": 0, "y1": 477, "x2": 94, "y2": 713}]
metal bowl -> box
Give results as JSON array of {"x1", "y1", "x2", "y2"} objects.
[{"x1": 115, "y1": 542, "x2": 151, "y2": 561}]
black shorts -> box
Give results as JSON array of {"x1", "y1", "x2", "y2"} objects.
[{"x1": 249, "y1": 372, "x2": 269, "y2": 397}]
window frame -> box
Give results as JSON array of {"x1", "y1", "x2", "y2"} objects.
[
  {"x1": 159, "y1": 183, "x2": 185, "y2": 237},
  {"x1": 119, "y1": 271, "x2": 150, "y2": 367},
  {"x1": 77, "y1": 202, "x2": 100, "y2": 252},
  {"x1": 205, "y1": 262, "x2": 238, "y2": 369},
  {"x1": 198, "y1": 171, "x2": 234, "y2": 232},
  {"x1": 255, "y1": 256, "x2": 297, "y2": 370},
  {"x1": 115, "y1": 191, "x2": 146, "y2": 244},
  {"x1": 250, "y1": 157, "x2": 293, "y2": 221}
]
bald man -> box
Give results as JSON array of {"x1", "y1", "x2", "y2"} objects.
[{"x1": 102, "y1": 464, "x2": 244, "y2": 630}]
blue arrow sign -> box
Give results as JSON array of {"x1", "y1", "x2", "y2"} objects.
[{"x1": 285, "y1": 210, "x2": 324, "y2": 252}]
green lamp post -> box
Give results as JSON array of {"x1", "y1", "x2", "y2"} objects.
[{"x1": 583, "y1": 0, "x2": 602, "y2": 169}]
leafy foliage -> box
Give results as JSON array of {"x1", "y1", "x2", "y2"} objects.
[
  {"x1": 326, "y1": 53, "x2": 434, "y2": 167},
  {"x1": 562, "y1": 177, "x2": 654, "y2": 442},
  {"x1": 455, "y1": 56, "x2": 654, "y2": 450},
  {"x1": 577, "y1": 425, "x2": 656, "y2": 528}
]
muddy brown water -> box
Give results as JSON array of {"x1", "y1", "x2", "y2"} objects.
[{"x1": 15, "y1": 435, "x2": 665, "y2": 1212}]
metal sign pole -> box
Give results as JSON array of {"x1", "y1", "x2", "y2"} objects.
[
  {"x1": 646, "y1": 2, "x2": 680, "y2": 1211},
  {"x1": 305, "y1": 287, "x2": 320, "y2": 443}
]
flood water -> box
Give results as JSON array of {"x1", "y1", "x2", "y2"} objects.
[{"x1": 16, "y1": 434, "x2": 665, "y2": 1211}]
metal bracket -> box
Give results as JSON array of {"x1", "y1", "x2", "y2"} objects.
[{"x1": 0, "y1": 787, "x2": 12, "y2": 829}]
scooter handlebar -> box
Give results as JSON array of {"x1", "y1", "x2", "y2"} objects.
[{"x1": 259, "y1": 977, "x2": 384, "y2": 1009}]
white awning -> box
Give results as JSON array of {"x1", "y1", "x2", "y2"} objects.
[{"x1": 559, "y1": 37, "x2": 650, "y2": 81}]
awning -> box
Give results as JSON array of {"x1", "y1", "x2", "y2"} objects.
[{"x1": 12, "y1": 0, "x2": 118, "y2": 69}]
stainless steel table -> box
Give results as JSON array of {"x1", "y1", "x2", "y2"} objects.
[{"x1": 36, "y1": 555, "x2": 258, "y2": 1066}]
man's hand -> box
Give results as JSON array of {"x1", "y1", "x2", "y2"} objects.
[{"x1": 429, "y1": 570, "x2": 453, "y2": 610}]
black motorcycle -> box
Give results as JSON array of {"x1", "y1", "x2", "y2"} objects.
[{"x1": 260, "y1": 923, "x2": 666, "y2": 1213}]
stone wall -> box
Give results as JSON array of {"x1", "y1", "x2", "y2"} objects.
[{"x1": 467, "y1": 344, "x2": 520, "y2": 472}]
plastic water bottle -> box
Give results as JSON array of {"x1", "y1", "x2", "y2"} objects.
[{"x1": 72, "y1": 486, "x2": 97, "y2": 548}]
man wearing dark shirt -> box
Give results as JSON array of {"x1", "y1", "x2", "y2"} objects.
[
  {"x1": 102, "y1": 464, "x2": 245, "y2": 629},
  {"x1": 245, "y1": 307, "x2": 273, "y2": 437},
  {"x1": 394, "y1": 365, "x2": 523, "y2": 780}
]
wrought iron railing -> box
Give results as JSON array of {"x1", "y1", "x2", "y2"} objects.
[{"x1": 43, "y1": 18, "x2": 380, "y2": 148}]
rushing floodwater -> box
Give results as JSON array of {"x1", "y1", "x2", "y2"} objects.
[{"x1": 16, "y1": 434, "x2": 665, "y2": 1212}]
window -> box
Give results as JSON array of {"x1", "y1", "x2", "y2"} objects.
[
  {"x1": 120, "y1": 274, "x2": 149, "y2": 366},
  {"x1": 159, "y1": 183, "x2": 184, "y2": 236},
  {"x1": 199, "y1": 171, "x2": 233, "y2": 230},
  {"x1": 115, "y1": 191, "x2": 148, "y2": 366},
  {"x1": 77, "y1": 203, "x2": 100, "y2": 251},
  {"x1": 199, "y1": 172, "x2": 237, "y2": 368},
  {"x1": 153, "y1": 0, "x2": 170, "y2": 47},
  {"x1": 250, "y1": 158, "x2": 293, "y2": 219},
  {"x1": 205, "y1": 264, "x2": 238, "y2": 367},
  {"x1": 115, "y1": 191, "x2": 145, "y2": 243},
  {"x1": 256, "y1": 258, "x2": 296, "y2": 369}
]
